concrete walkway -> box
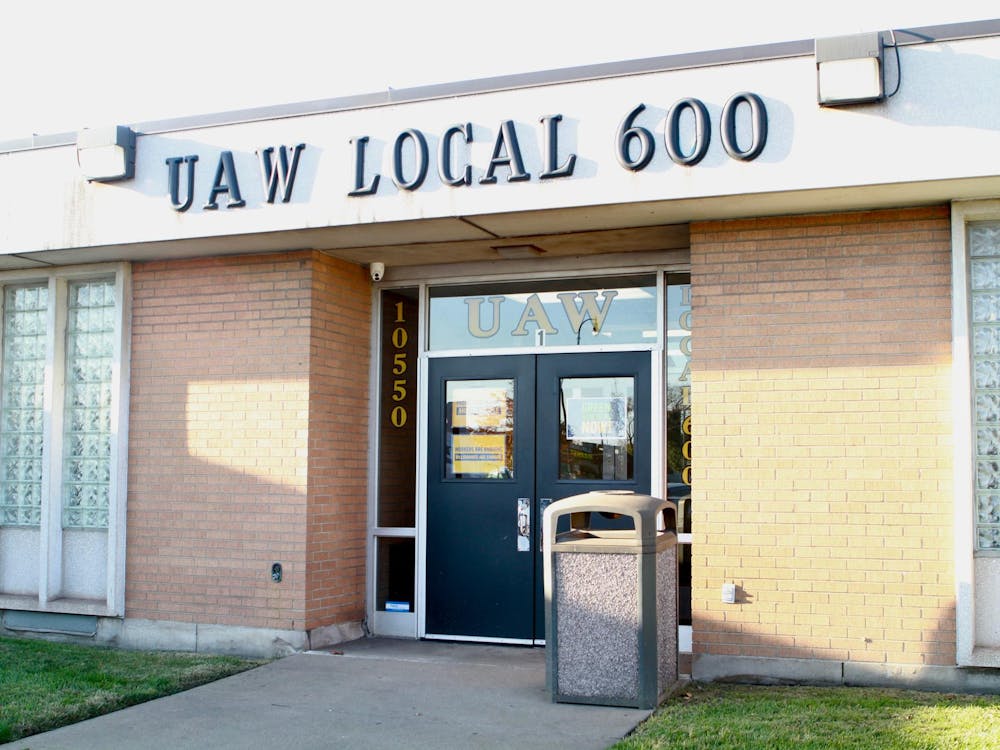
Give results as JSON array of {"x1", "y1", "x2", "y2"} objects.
[{"x1": 2, "y1": 638, "x2": 652, "y2": 750}]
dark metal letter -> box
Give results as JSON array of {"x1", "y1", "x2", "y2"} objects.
[
  {"x1": 348, "y1": 136, "x2": 380, "y2": 196},
  {"x1": 204, "y1": 151, "x2": 246, "y2": 210},
  {"x1": 720, "y1": 92, "x2": 768, "y2": 161},
  {"x1": 665, "y1": 98, "x2": 711, "y2": 167},
  {"x1": 479, "y1": 120, "x2": 530, "y2": 184},
  {"x1": 392, "y1": 129, "x2": 429, "y2": 191},
  {"x1": 166, "y1": 155, "x2": 199, "y2": 212},
  {"x1": 615, "y1": 104, "x2": 654, "y2": 171},
  {"x1": 438, "y1": 123, "x2": 473, "y2": 186},
  {"x1": 258, "y1": 143, "x2": 306, "y2": 203},
  {"x1": 539, "y1": 114, "x2": 576, "y2": 179}
]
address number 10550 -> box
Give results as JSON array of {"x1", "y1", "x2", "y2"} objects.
[{"x1": 390, "y1": 302, "x2": 409, "y2": 428}]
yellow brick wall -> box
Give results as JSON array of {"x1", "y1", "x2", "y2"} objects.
[
  {"x1": 127, "y1": 251, "x2": 370, "y2": 632},
  {"x1": 689, "y1": 206, "x2": 956, "y2": 666}
]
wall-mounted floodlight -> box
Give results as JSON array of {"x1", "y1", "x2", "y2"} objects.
[
  {"x1": 76, "y1": 125, "x2": 136, "y2": 182},
  {"x1": 815, "y1": 32, "x2": 885, "y2": 106}
]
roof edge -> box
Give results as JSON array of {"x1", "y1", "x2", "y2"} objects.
[{"x1": 2, "y1": 17, "x2": 998, "y2": 154}]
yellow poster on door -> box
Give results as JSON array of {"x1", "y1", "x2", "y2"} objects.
[{"x1": 452, "y1": 434, "x2": 507, "y2": 476}]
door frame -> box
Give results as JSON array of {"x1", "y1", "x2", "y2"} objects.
[
  {"x1": 423, "y1": 354, "x2": 537, "y2": 642},
  {"x1": 362, "y1": 260, "x2": 692, "y2": 644}
]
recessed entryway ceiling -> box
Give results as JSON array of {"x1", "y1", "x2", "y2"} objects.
[{"x1": 7, "y1": 173, "x2": 995, "y2": 270}]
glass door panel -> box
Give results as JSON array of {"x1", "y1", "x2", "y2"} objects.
[
  {"x1": 559, "y1": 377, "x2": 634, "y2": 481},
  {"x1": 445, "y1": 380, "x2": 515, "y2": 480}
]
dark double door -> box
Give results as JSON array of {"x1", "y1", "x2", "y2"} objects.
[{"x1": 425, "y1": 352, "x2": 651, "y2": 641}]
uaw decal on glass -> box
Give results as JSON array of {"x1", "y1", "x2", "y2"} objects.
[
  {"x1": 429, "y1": 280, "x2": 657, "y2": 351},
  {"x1": 666, "y1": 281, "x2": 692, "y2": 514}
]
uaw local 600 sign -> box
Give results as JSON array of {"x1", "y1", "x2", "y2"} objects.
[{"x1": 164, "y1": 94, "x2": 767, "y2": 211}]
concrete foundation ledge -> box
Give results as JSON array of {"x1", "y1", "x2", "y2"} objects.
[
  {"x1": 117, "y1": 618, "x2": 366, "y2": 657},
  {"x1": 195, "y1": 623, "x2": 310, "y2": 657},
  {"x1": 693, "y1": 654, "x2": 1000, "y2": 695},
  {"x1": 308, "y1": 620, "x2": 366, "y2": 650},
  {"x1": 844, "y1": 661, "x2": 1000, "y2": 695},
  {"x1": 693, "y1": 654, "x2": 843, "y2": 685},
  {"x1": 115, "y1": 618, "x2": 196, "y2": 652},
  {"x1": 117, "y1": 618, "x2": 365, "y2": 657},
  {"x1": 2, "y1": 612, "x2": 365, "y2": 658}
]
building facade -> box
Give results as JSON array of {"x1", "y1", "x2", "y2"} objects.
[{"x1": 1, "y1": 18, "x2": 1000, "y2": 690}]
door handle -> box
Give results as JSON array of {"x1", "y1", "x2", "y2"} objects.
[{"x1": 517, "y1": 498, "x2": 530, "y2": 552}]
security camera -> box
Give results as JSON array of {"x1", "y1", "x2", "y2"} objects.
[{"x1": 370, "y1": 262, "x2": 385, "y2": 282}]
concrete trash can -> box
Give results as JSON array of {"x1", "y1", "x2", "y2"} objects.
[{"x1": 543, "y1": 490, "x2": 678, "y2": 709}]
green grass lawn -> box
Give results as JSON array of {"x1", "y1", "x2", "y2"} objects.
[
  {"x1": 0, "y1": 636, "x2": 266, "y2": 743},
  {"x1": 4, "y1": 636, "x2": 1000, "y2": 749},
  {"x1": 612, "y1": 682, "x2": 1000, "y2": 750}
]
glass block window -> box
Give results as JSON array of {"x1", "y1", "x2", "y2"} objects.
[
  {"x1": 0, "y1": 285, "x2": 48, "y2": 526},
  {"x1": 0, "y1": 266, "x2": 128, "y2": 614},
  {"x1": 62, "y1": 280, "x2": 115, "y2": 529},
  {"x1": 970, "y1": 221, "x2": 1000, "y2": 550}
]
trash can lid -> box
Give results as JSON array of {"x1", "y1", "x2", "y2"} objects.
[{"x1": 543, "y1": 490, "x2": 676, "y2": 548}]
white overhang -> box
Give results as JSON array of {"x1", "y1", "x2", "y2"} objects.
[{"x1": 0, "y1": 19, "x2": 998, "y2": 270}]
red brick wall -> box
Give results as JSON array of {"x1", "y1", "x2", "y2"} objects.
[
  {"x1": 305, "y1": 254, "x2": 371, "y2": 630},
  {"x1": 689, "y1": 206, "x2": 956, "y2": 666},
  {"x1": 127, "y1": 251, "x2": 370, "y2": 633}
]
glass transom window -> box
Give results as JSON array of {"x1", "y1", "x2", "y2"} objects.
[{"x1": 429, "y1": 275, "x2": 657, "y2": 351}]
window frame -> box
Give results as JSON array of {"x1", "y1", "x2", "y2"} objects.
[
  {"x1": 0, "y1": 262, "x2": 130, "y2": 617},
  {"x1": 952, "y1": 200, "x2": 1000, "y2": 666}
]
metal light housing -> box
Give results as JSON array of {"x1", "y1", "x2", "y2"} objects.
[
  {"x1": 76, "y1": 125, "x2": 136, "y2": 182},
  {"x1": 815, "y1": 32, "x2": 885, "y2": 106}
]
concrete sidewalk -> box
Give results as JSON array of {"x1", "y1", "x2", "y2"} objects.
[{"x1": 2, "y1": 638, "x2": 652, "y2": 750}]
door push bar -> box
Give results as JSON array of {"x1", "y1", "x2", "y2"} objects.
[{"x1": 517, "y1": 498, "x2": 531, "y2": 552}]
